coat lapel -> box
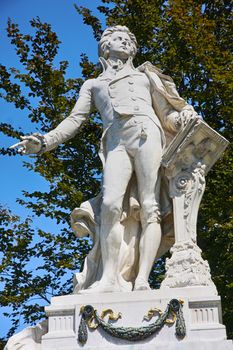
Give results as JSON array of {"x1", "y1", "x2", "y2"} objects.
[{"x1": 109, "y1": 68, "x2": 143, "y2": 85}]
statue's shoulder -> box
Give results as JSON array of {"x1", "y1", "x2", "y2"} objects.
[
  {"x1": 137, "y1": 61, "x2": 174, "y2": 82},
  {"x1": 80, "y1": 78, "x2": 96, "y2": 90}
]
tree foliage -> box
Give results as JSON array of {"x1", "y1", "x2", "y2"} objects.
[
  {"x1": 0, "y1": 17, "x2": 101, "y2": 341},
  {"x1": 0, "y1": 0, "x2": 232, "y2": 341}
]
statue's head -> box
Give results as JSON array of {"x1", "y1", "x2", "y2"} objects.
[{"x1": 99, "y1": 25, "x2": 137, "y2": 60}]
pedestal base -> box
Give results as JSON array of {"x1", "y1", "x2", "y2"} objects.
[
  {"x1": 41, "y1": 287, "x2": 232, "y2": 350},
  {"x1": 43, "y1": 341, "x2": 232, "y2": 350}
]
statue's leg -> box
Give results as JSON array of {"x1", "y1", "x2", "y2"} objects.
[
  {"x1": 86, "y1": 146, "x2": 133, "y2": 293},
  {"x1": 134, "y1": 122, "x2": 163, "y2": 291}
]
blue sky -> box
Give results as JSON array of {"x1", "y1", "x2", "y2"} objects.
[
  {"x1": 0, "y1": 0, "x2": 101, "y2": 217},
  {"x1": 0, "y1": 0, "x2": 104, "y2": 338}
]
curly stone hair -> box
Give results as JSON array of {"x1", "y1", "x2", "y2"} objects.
[{"x1": 98, "y1": 25, "x2": 137, "y2": 59}]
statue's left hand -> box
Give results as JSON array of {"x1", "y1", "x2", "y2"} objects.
[{"x1": 178, "y1": 109, "x2": 202, "y2": 128}]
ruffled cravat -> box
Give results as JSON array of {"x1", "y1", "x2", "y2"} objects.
[{"x1": 108, "y1": 59, "x2": 125, "y2": 71}]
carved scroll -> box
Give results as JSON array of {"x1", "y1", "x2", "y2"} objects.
[{"x1": 161, "y1": 119, "x2": 228, "y2": 290}]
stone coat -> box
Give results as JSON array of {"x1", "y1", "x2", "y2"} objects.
[{"x1": 44, "y1": 58, "x2": 193, "y2": 153}]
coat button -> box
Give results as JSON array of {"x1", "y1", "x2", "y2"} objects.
[
  {"x1": 109, "y1": 85, "x2": 115, "y2": 89},
  {"x1": 129, "y1": 87, "x2": 134, "y2": 92},
  {"x1": 128, "y1": 80, "x2": 134, "y2": 84},
  {"x1": 114, "y1": 103, "x2": 119, "y2": 107},
  {"x1": 134, "y1": 106, "x2": 139, "y2": 111}
]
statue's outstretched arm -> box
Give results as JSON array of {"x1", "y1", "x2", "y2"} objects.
[{"x1": 9, "y1": 79, "x2": 94, "y2": 155}]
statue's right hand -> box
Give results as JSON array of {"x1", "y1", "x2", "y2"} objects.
[{"x1": 9, "y1": 135, "x2": 42, "y2": 155}]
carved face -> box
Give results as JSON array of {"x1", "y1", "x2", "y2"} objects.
[{"x1": 108, "y1": 31, "x2": 133, "y2": 60}]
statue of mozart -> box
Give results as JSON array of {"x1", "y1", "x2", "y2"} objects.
[{"x1": 11, "y1": 25, "x2": 201, "y2": 293}]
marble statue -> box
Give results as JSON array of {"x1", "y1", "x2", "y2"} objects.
[
  {"x1": 6, "y1": 25, "x2": 231, "y2": 350},
  {"x1": 10, "y1": 25, "x2": 222, "y2": 294}
]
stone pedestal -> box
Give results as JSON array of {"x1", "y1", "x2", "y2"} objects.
[{"x1": 41, "y1": 287, "x2": 232, "y2": 350}]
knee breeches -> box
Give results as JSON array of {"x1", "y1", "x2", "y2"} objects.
[{"x1": 102, "y1": 114, "x2": 163, "y2": 224}]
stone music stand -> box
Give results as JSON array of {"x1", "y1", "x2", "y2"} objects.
[{"x1": 160, "y1": 118, "x2": 229, "y2": 291}]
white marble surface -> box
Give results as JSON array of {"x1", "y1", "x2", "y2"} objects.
[
  {"x1": 42, "y1": 340, "x2": 233, "y2": 350},
  {"x1": 4, "y1": 321, "x2": 47, "y2": 350},
  {"x1": 41, "y1": 288, "x2": 231, "y2": 349},
  {"x1": 6, "y1": 24, "x2": 231, "y2": 350},
  {"x1": 5, "y1": 288, "x2": 232, "y2": 349}
]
